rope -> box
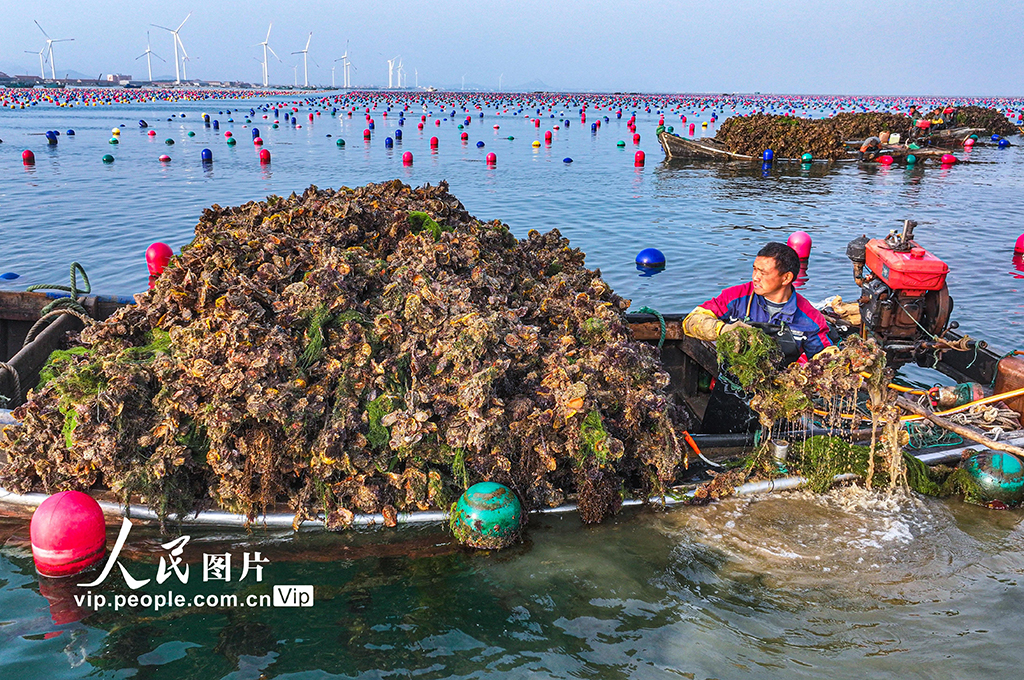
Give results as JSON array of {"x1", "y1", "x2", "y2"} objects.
[
  {"x1": 23, "y1": 308, "x2": 96, "y2": 348},
  {"x1": 0, "y1": 361, "x2": 21, "y2": 406},
  {"x1": 22, "y1": 262, "x2": 94, "y2": 347},
  {"x1": 904, "y1": 420, "x2": 962, "y2": 449},
  {"x1": 637, "y1": 306, "x2": 666, "y2": 348}
]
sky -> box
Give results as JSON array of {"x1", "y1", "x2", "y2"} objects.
[{"x1": 0, "y1": 0, "x2": 1022, "y2": 96}]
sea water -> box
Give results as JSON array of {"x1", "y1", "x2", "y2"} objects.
[{"x1": 1, "y1": 94, "x2": 1024, "y2": 678}]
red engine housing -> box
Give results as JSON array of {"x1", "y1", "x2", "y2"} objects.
[{"x1": 865, "y1": 239, "x2": 949, "y2": 295}]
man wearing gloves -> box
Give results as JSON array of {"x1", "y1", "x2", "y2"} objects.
[{"x1": 682, "y1": 242, "x2": 834, "y2": 433}]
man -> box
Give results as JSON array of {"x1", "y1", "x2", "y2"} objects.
[
  {"x1": 857, "y1": 135, "x2": 882, "y2": 161},
  {"x1": 682, "y1": 242, "x2": 834, "y2": 433}
]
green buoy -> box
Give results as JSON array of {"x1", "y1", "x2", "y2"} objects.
[
  {"x1": 101, "y1": 154, "x2": 114, "y2": 163},
  {"x1": 165, "y1": 138, "x2": 174, "y2": 145},
  {"x1": 801, "y1": 152, "x2": 813, "y2": 162},
  {"x1": 336, "y1": 138, "x2": 345, "y2": 147},
  {"x1": 617, "y1": 140, "x2": 626, "y2": 147},
  {"x1": 272, "y1": 123, "x2": 279, "y2": 129},
  {"x1": 226, "y1": 137, "x2": 236, "y2": 146},
  {"x1": 109, "y1": 138, "x2": 118, "y2": 144},
  {"x1": 964, "y1": 450, "x2": 1024, "y2": 504},
  {"x1": 187, "y1": 131, "x2": 195, "y2": 137},
  {"x1": 666, "y1": 125, "x2": 674, "y2": 133},
  {"x1": 450, "y1": 482, "x2": 523, "y2": 549},
  {"x1": 906, "y1": 154, "x2": 917, "y2": 165}
]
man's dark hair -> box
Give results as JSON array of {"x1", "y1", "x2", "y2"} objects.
[{"x1": 757, "y1": 242, "x2": 800, "y2": 280}]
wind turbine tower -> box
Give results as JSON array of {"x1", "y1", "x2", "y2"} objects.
[
  {"x1": 135, "y1": 31, "x2": 165, "y2": 82},
  {"x1": 255, "y1": 23, "x2": 281, "y2": 88},
  {"x1": 292, "y1": 32, "x2": 312, "y2": 87},
  {"x1": 387, "y1": 55, "x2": 399, "y2": 89},
  {"x1": 151, "y1": 13, "x2": 191, "y2": 84},
  {"x1": 25, "y1": 48, "x2": 45, "y2": 80},
  {"x1": 34, "y1": 21, "x2": 74, "y2": 80}
]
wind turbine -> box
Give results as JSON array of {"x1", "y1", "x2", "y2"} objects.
[
  {"x1": 414, "y1": 68, "x2": 418, "y2": 88},
  {"x1": 151, "y1": 13, "x2": 191, "y2": 84},
  {"x1": 291, "y1": 32, "x2": 312, "y2": 87},
  {"x1": 387, "y1": 55, "x2": 399, "y2": 89},
  {"x1": 254, "y1": 23, "x2": 281, "y2": 88},
  {"x1": 34, "y1": 21, "x2": 74, "y2": 80},
  {"x1": 25, "y1": 48, "x2": 45, "y2": 80},
  {"x1": 396, "y1": 57, "x2": 404, "y2": 89},
  {"x1": 135, "y1": 31, "x2": 165, "y2": 82},
  {"x1": 292, "y1": 64, "x2": 298, "y2": 87},
  {"x1": 499, "y1": 73, "x2": 503, "y2": 92},
  {"x1": 334, "y1": 47, "x2": 350, "y2": 88}
]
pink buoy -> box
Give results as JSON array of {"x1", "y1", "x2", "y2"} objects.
[
  {"x1": 417, "y1": 122, "x2": 424, "y2": 130},
  {"x1": 1015, "y1": 234, "x2": 1024, "y2": 255},
  {"x1": 254, "y1": 137, "x2": 263, "y2": 145},
  {"x1": 940, "y1": 153, "x2": 957, "y2": 165},
  {"x1": 486, "y1": 152, "x2": 496, "y2": 164},
  {"x1": 225, "y1": 131, "x2": 232, "y2": 138},
  {"x1": 259, "y1": 149, "x2": 271, "y2": 164},
  {"x1": 878, "y1": 155, "x2": 894, "y2": 165},
  {"x1": 964, "y1": 138, "x2": 975, "y2": 147},
  {"x1": 689, "y1": 123, "x2": 695, "y2": 135},
  {"x1": 430, "y1": 136, "x2": 439, "y2": 147},
  {"x1": 308, "y1": 113, "x2": 313, "y2": 121},
  {"x1": 787, "y1": 231, "x2": 812, "y2": 260},
  {"x1": 403, "y1": 151, "x2": 413, "y2": 165},
  {"x1": 435, "y1": 119, "x2": 441, "y2": 126},
  {"x1": 534, "y1": 119, "x2": 540, "y2": 128},
  {"x1": 30, "y1": 491, "x2": 106, "y2": 578},
  {"x1": 22, "y1": 149, "x2": 35, "y2": 164},
  {"x1": 159, "y1": 154, "x2": 171, "y2": 162},
  {"x1": 633, "y1": 133, "x2": 640, "y2": 144},
  {"x1": 147, "y1": 130, "x2": 156, "y2": 137},
  {"x1": 146, "y1": 242, "x2": 174, "y2": 276},
  {"x1": 544, "y1": 130, "x2": 552, "y2": 141},
  {"x1": 634, "y1": 150, "x2": 645, "y2": 167},
  {"x1": 493, "y1": 124, "x2": 500, "y2": 129}
]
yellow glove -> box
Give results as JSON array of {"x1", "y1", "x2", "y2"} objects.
[
  {"x1": 720, "y1": 320, "x2": 752, "y2": 335},
  {"x1": 682, "y1": 307, "x2": 724, "y2": 341}
]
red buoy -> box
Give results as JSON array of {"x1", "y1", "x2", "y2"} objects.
[
  {"x1": 403, "y1": 151, "x2": 413, "y2": 165},
  {"x1": 146, "y1": 242, "x2": 174, "y2": 276},
  {"x1": 689, "y1": 123, "x2": 695, "y2": 135},
  {"x1": 254, "y1": 137, "x2": 263, "y2": 145},
  {"x1": 435, "y1": 119, "x2": 441, "y2": 126},
  {"x1": 147, "y1": 130, "x2": 156, "y2": 137},
  {"x1": 22, "y1": 149, "x2": 35, "y2": 165},
  {"x1": 633, "y1": 133, "x2": 641, "y2": 144},
  {"x1": 159, "y1": 154, "x2": 171, "y2": 162},
  {"x1": 430, "y1": 136, "x2": 439, "y2": 147},
  {"x1": 634, "y1": 150, "x2": 645, "y2": 167},
  {"x1": 308, "y1": 113, "x2": 314, "y2": 121},
  {"x1": 1014, "y1": 234, "x2": 1024, "y2": 255},
  {"x1": 486, "y1": 152, "x2": 496, "y2": 164},
  {"x1": 225, "y1": 131, "x2": 232, "y2": 138},
  {"x1": 544, "y1": 130, "x2": 553, "y2": 141},
  {"x1": 534, "y1": 119, "x2": 540, "y2": 128},
  {"x1": 940, "y1": 153, "x2": 957, "y2": 165},
  {"x1": 30, "y1": 491, "x2": 106, "y2": 578},
  {"x1": 461, "y1": 132, "x2": 469, "y2": 141},
  {"x1": 259, "y1": 149, "x2": 271, "y2": 164},
  {"x1": 787, "y1": 231, "x2": 812, "y2": 260},
  {"x1": 878, "y1": 155, "x2": 894, "y2": 165},
  {"x1": 363, "y1": 129, "x2": 371, "y2": 139}
]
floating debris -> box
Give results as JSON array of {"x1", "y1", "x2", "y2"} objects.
[{"x1": 0, "y1": 180, "x2": 689, "y2": 528}]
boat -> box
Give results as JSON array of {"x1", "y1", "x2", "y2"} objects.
[
  {"x1": 3, "y1": 224, "x2": 1023, "y2": 527},
  {"x1": 659, "y1": 129, "x2": 980, "y2": 162}
]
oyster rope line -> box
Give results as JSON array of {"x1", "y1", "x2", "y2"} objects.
[
  {"x1": 23, "y1": 308, "x2": 96, "y2": 348},
  {"x1": 23, "y1": 262, "x2": 94, "y2": 346}
]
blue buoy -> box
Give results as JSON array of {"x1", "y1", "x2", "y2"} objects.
[
  {"x1": 368, "y1": 121, "x2": 375, "y2": 129},
  {"x1": 763, "y1": 149, "x2": 774, "y2": 162},
  {"x1": 200, "y1": 148, "x2": 213, "y2": 162},
  {"x1": 252, "y1": 127, "x2": 260, "y2": 139},
  {"x1": 0, "y1": 272, "x2": 20, "y2": 280},
  {"x1": 476, "y1": 141, "x2": 485, "y2": 147},
  {"x1": 66, "y1": 129, "x2": 74, "y2": 135},
  {"x1": 394, "y1": 129, "x2": 402, "y2": 139},
  {"x1": 563, "y1": 157, "x2": 573, "y2": 163},
  {"x1": 591, "y1": 122, "x2": 597, "y2": 131},
  {"x1": 998, "y1": 139, "x2": 1011, "y2": 148},
  {"x1": 991, "y1": 134, "x2": 1001, "y2": 142},
  {"x1": 212, "y1": 120, "x2": 219, "y2": 129},
  {"x1": 385, "y1": 137, "x2": 394, "y2": 147},
  {"x1": 636, "y1": 247, "x2": 666, "y2": 268},
  {"x1": 139, "y1": 120, "x2": 148, "y2": 127}
]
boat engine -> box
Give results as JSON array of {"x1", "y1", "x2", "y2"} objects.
[{"x1": 846, "y1": 220, "x2": 959, "y2": 367}]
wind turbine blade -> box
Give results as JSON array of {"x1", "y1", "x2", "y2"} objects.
[
  {"x1": 304, "y1": 32, "x2": 312, "y2": 51},
  {"x1": 54, "y1": 38, "x2": 74, "y2": 43},
  {"x1": 291, "y1": 51, "x2": 302, "y2": 55},
  {"x1": 176, "y1": 12, "x2": 192, "y2": 32},
  {"x1": 266, "y1": 23, "x2": 273, "y2": 41},
  {"x1": 267, "y1": 46, "x2": 282, "y2": 62},
  {"x1": 136, "y1": 52, "x2": 147, "y2": 60},
  {"x1": 151, "y1": 24, "x2": 174, "y2": 32},
  {"x1": 153, "y1": 52, "x2": 165, "y2": 62},
  {"x1": 35, "y1": 20, "x2": 51, "y2": 39},
  {"x1": 177, "y1": 36, "x2": 188, "y2": 58}
]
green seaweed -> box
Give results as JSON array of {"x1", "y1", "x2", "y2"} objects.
[
  {"x1": 366, "y1": 394, "x2": 395, "y2": 450},
  {"x1": 408, "y1": 211, "x2": 448, "y2": 241},
  {"x1": 580, "y1": 409, "x2": 610, "y2": 465},
  {"x1": 300, "y1": 304, "x2": 332, "y2": 368},
  {"x1": 715, "y1": 326, "x2": 780, "y2": 394}
]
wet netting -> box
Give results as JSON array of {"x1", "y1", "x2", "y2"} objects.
[{"x1": 0, "y1": 181, "x2": 691, "y2": 527}]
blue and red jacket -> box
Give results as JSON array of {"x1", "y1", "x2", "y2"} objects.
[{"x1": 700, "y1": 282, "x2": 833, "y2": 358}]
